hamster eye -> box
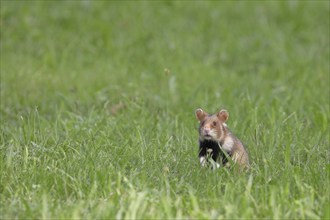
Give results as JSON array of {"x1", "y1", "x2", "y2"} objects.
[{"x1": 212, "y1": 121, "x2": 217, "y2": 126}]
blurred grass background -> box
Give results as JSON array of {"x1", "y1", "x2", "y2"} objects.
[{"x1": 1, "y1": 1, "x2": 329, "y2": 219}]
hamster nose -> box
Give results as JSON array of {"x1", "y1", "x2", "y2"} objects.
[{"x1": 204, "y1": 127, "x2": 210, "y2": 134}]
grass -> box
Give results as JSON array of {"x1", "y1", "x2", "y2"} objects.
[{"x1": 1, "y1": 1, "x2": 329, "y2": 219}]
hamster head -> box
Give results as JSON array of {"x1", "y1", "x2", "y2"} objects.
[{"x1": 195, "y1": 108, "x2": 229, "y2": 141}]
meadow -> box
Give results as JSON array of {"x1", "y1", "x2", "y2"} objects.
[{"x1": 1, "y1": 1, "x2": 329, "y2": 219}]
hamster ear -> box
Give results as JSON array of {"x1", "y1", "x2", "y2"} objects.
[
  {"x1": 217, "y1": 110, "x2": 229, "y2": 122},
  {"x1": 195, "y1": 108, "x2": 207, "y2": 121}
]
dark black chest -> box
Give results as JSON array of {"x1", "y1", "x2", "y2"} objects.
[{"x1": 199, "y1": 140, "x2": 228, "y2": 165}]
